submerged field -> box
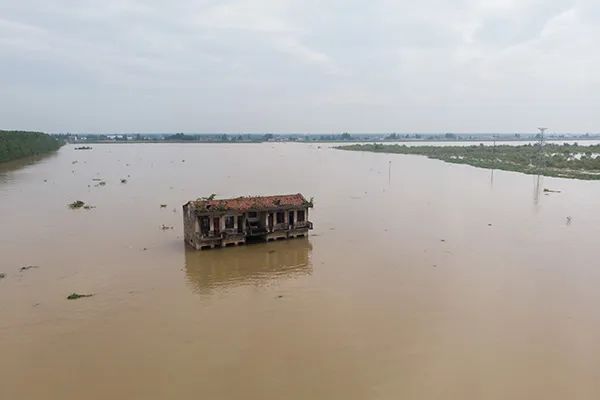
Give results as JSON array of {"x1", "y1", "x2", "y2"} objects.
[
  {"x1": 336, "y1": 143, "x2": 600, "y2": 180},
  {"x1": 3, "y1": 143, "x2": 600, "y2": 399}
]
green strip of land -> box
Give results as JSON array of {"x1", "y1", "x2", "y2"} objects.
[
  {"x1": 336, "y1": 143, "x2": 600, "y2": 180},
  {"x1": 0, "y1": 130, "x2": 64, "y2": 163}
]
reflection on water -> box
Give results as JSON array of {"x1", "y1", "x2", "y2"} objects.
[
  {"x1": 533, "y1": 174, "x2": 544, "y2": 207},
  {"x1": 185, "y1": 238, "x2": 312, "y2": 293},
  {"x1": 0, "y1": 152, "x2": 58, "y2": 184}
]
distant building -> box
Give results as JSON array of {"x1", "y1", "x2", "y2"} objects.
[{"x1": 183, "y1": 194, "x2": 313, "y2": 250}]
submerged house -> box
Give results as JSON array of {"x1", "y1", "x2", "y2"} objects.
[{"x1": 183, "y1": 193, "x2": 313, "y2": 250}]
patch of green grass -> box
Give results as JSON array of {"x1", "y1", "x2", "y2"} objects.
[{"x1": 336, "y1": 143, "x2": 600, "y2": 180}]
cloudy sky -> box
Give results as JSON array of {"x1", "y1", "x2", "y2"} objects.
[{"x1": 1, "y1": 0, "x2": 599, "y2": 133}]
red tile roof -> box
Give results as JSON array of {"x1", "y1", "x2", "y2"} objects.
[{"x1": 190, "y1": 193, "x2": 310, "y2": 213}]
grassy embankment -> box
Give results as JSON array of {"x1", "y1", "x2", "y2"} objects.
[
  {"x1": 0, "y1": 130, "x2": 64, "y2": 163},
  {"x1": 336, "y1": 143, "x2": 600, "y2": 180}
]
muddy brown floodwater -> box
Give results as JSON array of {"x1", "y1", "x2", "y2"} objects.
[{"x1": 2, "y1": 143, "x2": 600, "y2": 399}]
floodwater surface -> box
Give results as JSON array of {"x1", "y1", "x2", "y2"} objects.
[{"x1": 2, "y1": 143, "x2": 600, "y2": 399}]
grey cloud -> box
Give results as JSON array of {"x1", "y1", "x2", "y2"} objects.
[{"x1": 0, "y1": 0, "x2": 599, "y2": 133}]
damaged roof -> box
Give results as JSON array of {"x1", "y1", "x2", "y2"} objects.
[{"x1": 187, "y1": 193, "x2": 311, "y2": 213}]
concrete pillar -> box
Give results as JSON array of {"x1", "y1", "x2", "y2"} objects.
[{"x1": 209, "y1": 217, "x2": 214, "y2": 233}]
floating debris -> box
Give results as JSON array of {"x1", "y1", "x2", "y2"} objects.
[
  {"x1": 92, "y1": 178, "x2": 102, "y2": 181},
  {"x1": 72, "y1": 160, "x2": 78, "y2": 164},
  {"x1": 543, "y1": 188, "x2": 561, "y2": 193},
  {"x1": 566, "y1": 216, "x2": 572, "y2": 225},
  {"x1": 120, "y1": 179, "x2": 127, "y2": 184},
  {"x1": 68, "y1": 200, "x2": 86, "y2": 209},
  {"x1": 67, "y1": 293, "x2": 94, "y2": 300},
  {"x1": 83, "y1": 205, "x2": 96, "y2": 210},
  {"x1": 74, "y1": 146, "x2": 92, "y2": 150},
  {"x1": 160, "y1": 224, "x2": 174, "y2": 230},
  {"x1": 98, "y1": 181, "x2": 106, "y2": 186},
  {"x1": 0, "y1": 273, "x2": 6, "y2": 279},
  {"x1": 19, "y1": 265, "x2": 39, "y2": 272},
  {"x1": 160, "y1": 204, "x2": 167, "y2": 208}
]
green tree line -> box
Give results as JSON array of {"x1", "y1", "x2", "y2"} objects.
[{"x1": 0, "y1": 130, "x2": 64, "y2": 163}]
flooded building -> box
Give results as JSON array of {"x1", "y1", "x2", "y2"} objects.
[{"x1": 183, "y1": 193, "x2": 313, "y2": 250}]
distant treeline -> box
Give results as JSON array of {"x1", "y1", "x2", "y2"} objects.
[
  {"x1": 0, "y1": 130, "x2": 64, "y2": 163},
  {"x1": 63, "y1": 131, "x2": 600, "y2": 144}
]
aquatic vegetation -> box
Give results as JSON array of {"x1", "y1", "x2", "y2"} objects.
[
  {"x1": 68, "y1": 200, "x2": 86, "y2": 209},
  {"x1": 337, "y1": 143, "x2": 600, "y2": 180},
  {"x1": 67, "y1": 293, "x2": 93, "y2": 300}
]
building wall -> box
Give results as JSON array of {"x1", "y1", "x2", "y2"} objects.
[
  {"x1": 182, "y1": 203, "x2": 198, "y2": 245},
  {"x1": 183, "y1": 205, "x2": 312, "y2": 249}
]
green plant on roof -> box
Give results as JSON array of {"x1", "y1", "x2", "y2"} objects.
[{"x1": 215, "y1": 203, "x2": 229, "y2": 211}]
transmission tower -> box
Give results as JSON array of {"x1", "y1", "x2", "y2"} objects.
[
  {"x1": 537, "y1": 127, "x2": 547, "y2": 147},
  {"x1": 537, "y1": 127, "x2": 547, "y2": 170}
]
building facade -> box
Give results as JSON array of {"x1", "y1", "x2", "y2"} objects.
[{"x1": 183, "y1": 194, "x2": 313, "y2": 250}]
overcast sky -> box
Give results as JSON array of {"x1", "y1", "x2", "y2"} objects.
[{"x1": 1, "y1": 0, "x2": 599, "y2": 133}]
